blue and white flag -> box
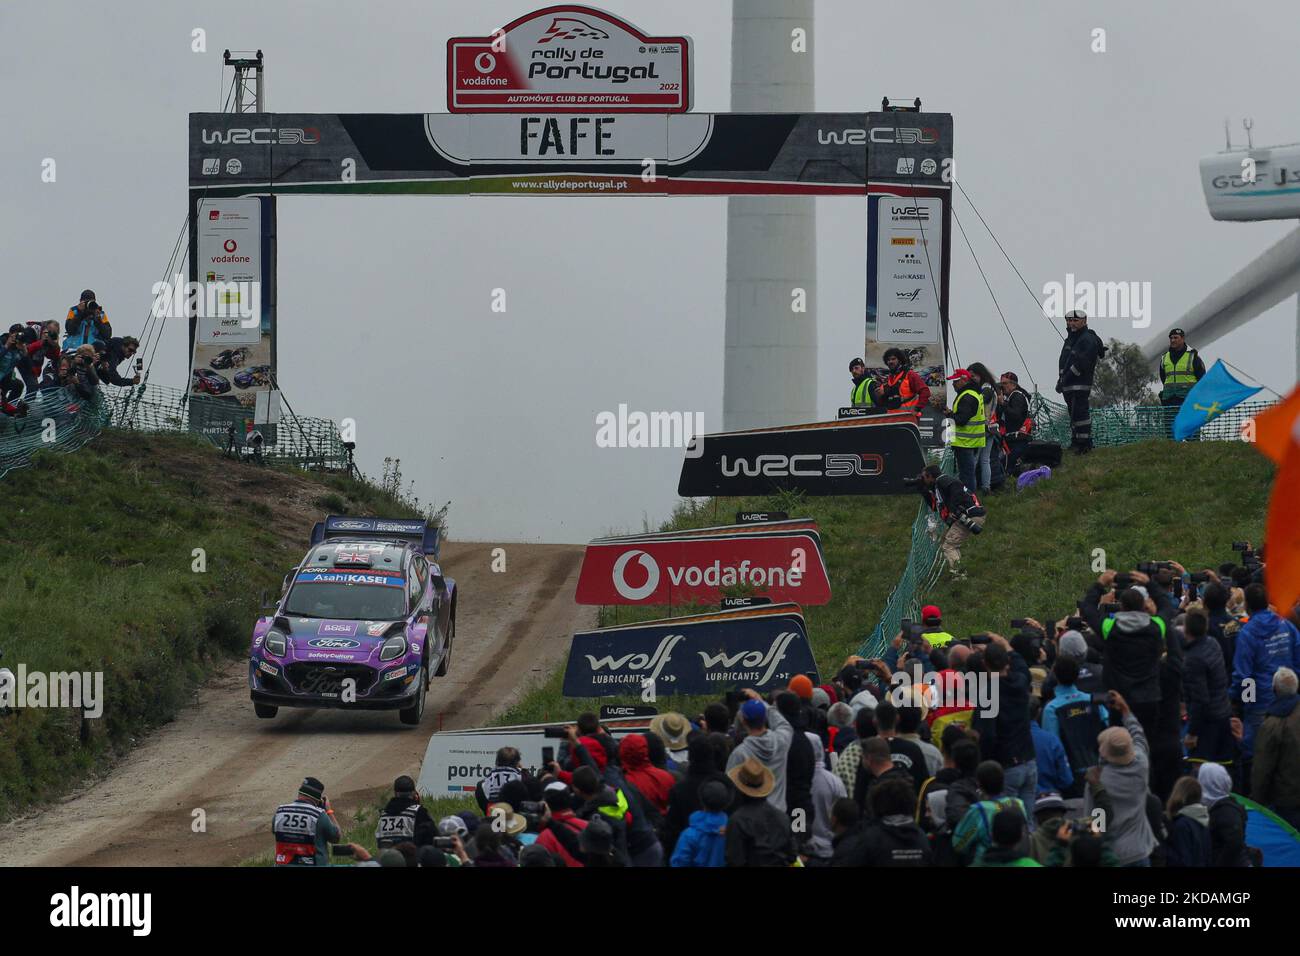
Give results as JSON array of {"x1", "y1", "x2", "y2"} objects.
[{"x1": 1172, "y1": 359, "x2": 1262, "y2": 440}]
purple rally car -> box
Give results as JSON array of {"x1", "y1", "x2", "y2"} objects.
[{"x1": 249, "y1": 515, "x2": 455, "y2": 725}]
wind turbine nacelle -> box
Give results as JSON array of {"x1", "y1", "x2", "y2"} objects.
[{"x1": 1201, "y1": 144, "x2": 1300, "y2": 221}]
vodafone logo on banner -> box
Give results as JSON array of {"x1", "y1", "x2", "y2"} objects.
[
  {"x1": 577, "y1": 532, "x2": 831, "y2": 606},
  {"x1": 612, "y1": 549, "x2": 660, "y2": 600}
]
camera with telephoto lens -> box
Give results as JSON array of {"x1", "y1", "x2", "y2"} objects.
[
  {"x1": 432, "y1": 837, "x2": 456, "y2": 850},
  {"x1": 1137, "y1": 561, "x2": 1171, "y2": 575},
  {"x1": 901, "y1": 476, "x2": 923, "y2": 488},
  {"x1": 542, "y1": 726, "x2": 568, "y2": 739}
]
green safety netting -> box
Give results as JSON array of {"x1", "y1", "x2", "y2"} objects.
[
  {"x1": 0, "y1": 382, "x2": 347, "y2": 480},
  {"x1": 854, "y1": 395, "x2": 1275, "y2": 658}
]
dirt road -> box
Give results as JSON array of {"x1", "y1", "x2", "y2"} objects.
[{"x1": 0, "y1": 541, "x2": 595, "y2": 866}]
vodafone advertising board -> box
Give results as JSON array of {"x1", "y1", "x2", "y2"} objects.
[
  {"x1": 576, "y1": 530, "x2": 831, "y2": 606},
  {"x1": 448, "y1": 5, "x2": 691, "y2": 113}
]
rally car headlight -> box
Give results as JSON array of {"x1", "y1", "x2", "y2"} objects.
[
  {"x1": 379, "y1": 635, "x2": 408, "y2": 662},
  {"x1": 264, "y1": 630, "x2": 287, "y2": 658}
]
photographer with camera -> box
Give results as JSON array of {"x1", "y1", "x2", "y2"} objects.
[
  {"x1": 533, "y1": 782, "x2": 589, "y2": 867},
  {"x1": 1087, "y1": 690, "x2": 1159, "y2": 866},
  {"x1": 994, "y1": 371, "x2": 1034, "y2": 481},
  {"x1": 0, "y1": 331, "x2": 31, "y2": 418},
  {"x1": 68, "y1": 344, "x2": 101, "y2": 403},
  {"x1": 93, "y1": 335, "x2": 141, "y2": 387},
  {"x1": 1086, "y1": 569, "x2": 1178, "y2": 740},
  {"x1": 64, "y1": 289, "x2": 112, "y2": 352},
  {"x1": 375, "y1": 774, "x2": 435, "y2": 850},
  {"x1": 911, "y1": 464, "x2": 986, "y2": 580}
]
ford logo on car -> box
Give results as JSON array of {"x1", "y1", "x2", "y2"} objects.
[{"x1": 307, "y1": 638, "x2": 361, "y2": 649}]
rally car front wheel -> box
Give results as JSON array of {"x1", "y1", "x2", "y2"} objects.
[{"x1": 399, "y1": 665, "x2": 427, "y2": 726}]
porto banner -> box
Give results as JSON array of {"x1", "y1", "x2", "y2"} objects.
[
  {"x1": 562, "y1": 604, "x2": 818, "y2": 698},
  {"x1": 576, "y1": 527, "x2": 830, "y2": 606},
  {"x1": 678, "y1": 414, "x2": 926, "y2": 497}
]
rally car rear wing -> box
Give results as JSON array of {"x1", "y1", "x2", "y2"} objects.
[{"x1": 310, "y1": 515, "x2": 442, "y2": 558}]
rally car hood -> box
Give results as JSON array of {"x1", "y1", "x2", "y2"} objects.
[{"x1": 253, "y1": 616, "x2": 426, "y2": 665}]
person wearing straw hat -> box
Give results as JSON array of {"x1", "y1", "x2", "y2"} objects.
[
  {"x1": 725, "y1": 757, "x2": 798, "y2": 867},
  {"x1": 1086, "y1": 690, "x2": 1158, "y2": 866},
  {"x1": 650, "y1": 712, "x2": 692, "y2": 770}
]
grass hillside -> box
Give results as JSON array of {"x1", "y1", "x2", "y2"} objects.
[
  {"x1": 497, "y1": 439, "x2": 1273, "y2": 726},
  {"x1": 0, "y1": 430, "x2": 422, "y2": 819}
]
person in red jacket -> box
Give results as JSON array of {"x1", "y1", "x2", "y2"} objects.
[
  {"x1": 535, "y1": 784, "x2": 589, "y2": 867},
  {"x1": 881, "y1": 348, "x2": 932, "y2": 413},
  {"x1": 619, "y1": 733, "x2": 676, "y2": 816}
]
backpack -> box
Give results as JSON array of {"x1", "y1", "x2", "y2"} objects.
[
  {"x1": 1021, "y1": 440, "x2": 1063, "y2": 468},
  {"x1": 1017, "y1": 466, "x2": 1052, "y2": 491}
]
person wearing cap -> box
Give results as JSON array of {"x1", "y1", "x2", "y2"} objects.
[
  {"x1": 726, "y1": 690, "x2": 794, "y2": 813},
  {"x1": 1157, "y1": 327, "x2": 1205, "y2": 427},
  {"x1": 650, "y1": 711, "x2": 692, "y2": 769},
  {"x1": 880, "y1": 347, "x2": 931, "y2": 413},
  {"x1": 271, "y1": 776, "x2": 340, "y2": 866},
  {"x1": 578, "y1": 816, "x2": 622, "y2": 867},
  {"x1": 64, "y1": 289, "x2": 112, "y2": 352},
  {"x1": 534, "y1": 783, "x2": 589, "y2": 867},
  {"x1": 669, "y1": 779, "x2": 730, "y2": 867},
  {"x1": 919, "y1": 605, "x2": 955, "y2": 648},
  {"x1": 725, "y1": 757, "x2": 799, "y2": 866},
  {"x1": 375, "y1": 775, "x2": 434, "y2": 850},
  {"x1": 1086, "y1": 690, "x2": 1158, "y2": 866},
  {"x1": 1027, "y1": 792, "x2": 1069, "y2": 863},
  {"x1": 945, "y1": 367, "x2": 986, "y2": 493},
  {"x1": 914, "y1": 464, "x2": 986, "y2": 579},
  {"x1": 992, "y1": 370, "x2": 1033, "y2": 484},
  {"x1": 848, "y1": 356, "x2": 882, "y2": 409},
  {"x1": 1055, "y1": 309, "x2": 1106, "y2": 453}
]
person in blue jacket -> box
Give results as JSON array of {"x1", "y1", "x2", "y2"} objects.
[
  {"x1": 669, "y1": 780, "x2": 729, "y2": 867},
  {"x1": 1028, "y1": 697, "x2": 1074, "y2": 794},
  {"x1": 1233, "y1": 584, "x2": 1300, "y2": 760}
]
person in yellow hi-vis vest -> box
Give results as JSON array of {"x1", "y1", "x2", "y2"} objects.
[
  {"x1": 1158, "y1": 327, "x2": 1205, "y2": 438},
  {"x1": 848, "y1": 357, "x2": 882, "y2": 409},
  {"x1": 946, "y1": 368, "x2": 986, "y2": 495}
]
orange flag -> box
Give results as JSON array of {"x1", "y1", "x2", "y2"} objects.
[
  {"x1": 1261, "y1": 386, "x2": 1300, "y2": 614},
  {"x1": 1252, "y1": 385, "x2": 1300, "y2": 464}
]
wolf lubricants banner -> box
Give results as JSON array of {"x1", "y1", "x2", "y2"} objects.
[
  {"x1": 576, "y1": 524, "x2": 831, "y2": 606},
  {"x1": 562, "y1": 603, "x2": 818, "y2": 698}
]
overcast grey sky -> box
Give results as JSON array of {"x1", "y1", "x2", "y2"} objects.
[{"x1": 2, "y1": 1, "x2": 1294, "y2": 542}]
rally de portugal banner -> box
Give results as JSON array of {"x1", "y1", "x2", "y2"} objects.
[
  {"x1": 678, "y1": 414, "x2": 926, "y2": 497},
  {"x1": 576, "y1": 529, "x2": 831, "y2": 606},
  {"x1": 561, "y1": 604, "x2": 818, "y2": 698},
  {"x1": 447, "y1": 5, "x2": 692, "y2": 113}
]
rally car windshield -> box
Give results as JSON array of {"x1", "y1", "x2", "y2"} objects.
[{"x1": 283, "y1": 580, "x2": 408, "y2": 621}]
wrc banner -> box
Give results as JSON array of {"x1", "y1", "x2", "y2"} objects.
[
  {"x1": 576, "y1": 525, "x2": 831, "y2": 606},
  {"x1": 678, "y1": 413, "x2": 927, "y2": 497},
  {"x1": 562, "y1": 603, "x2": 818, "y2": 698}
]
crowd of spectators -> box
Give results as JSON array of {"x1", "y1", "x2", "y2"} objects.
[
  {"x1": 1, "y1": 289, "x2": 140, "y2": 418},
  {"x1": 277, "y1": 543, "x2": 1297, "y2": 868}
]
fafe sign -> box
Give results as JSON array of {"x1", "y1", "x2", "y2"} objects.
[
  {"x1": 562, "y1": 604, "x2": 818, "y2": 698},
  {"x1": 448, "y1": 5, "x2": 692, "y2": 113}
]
